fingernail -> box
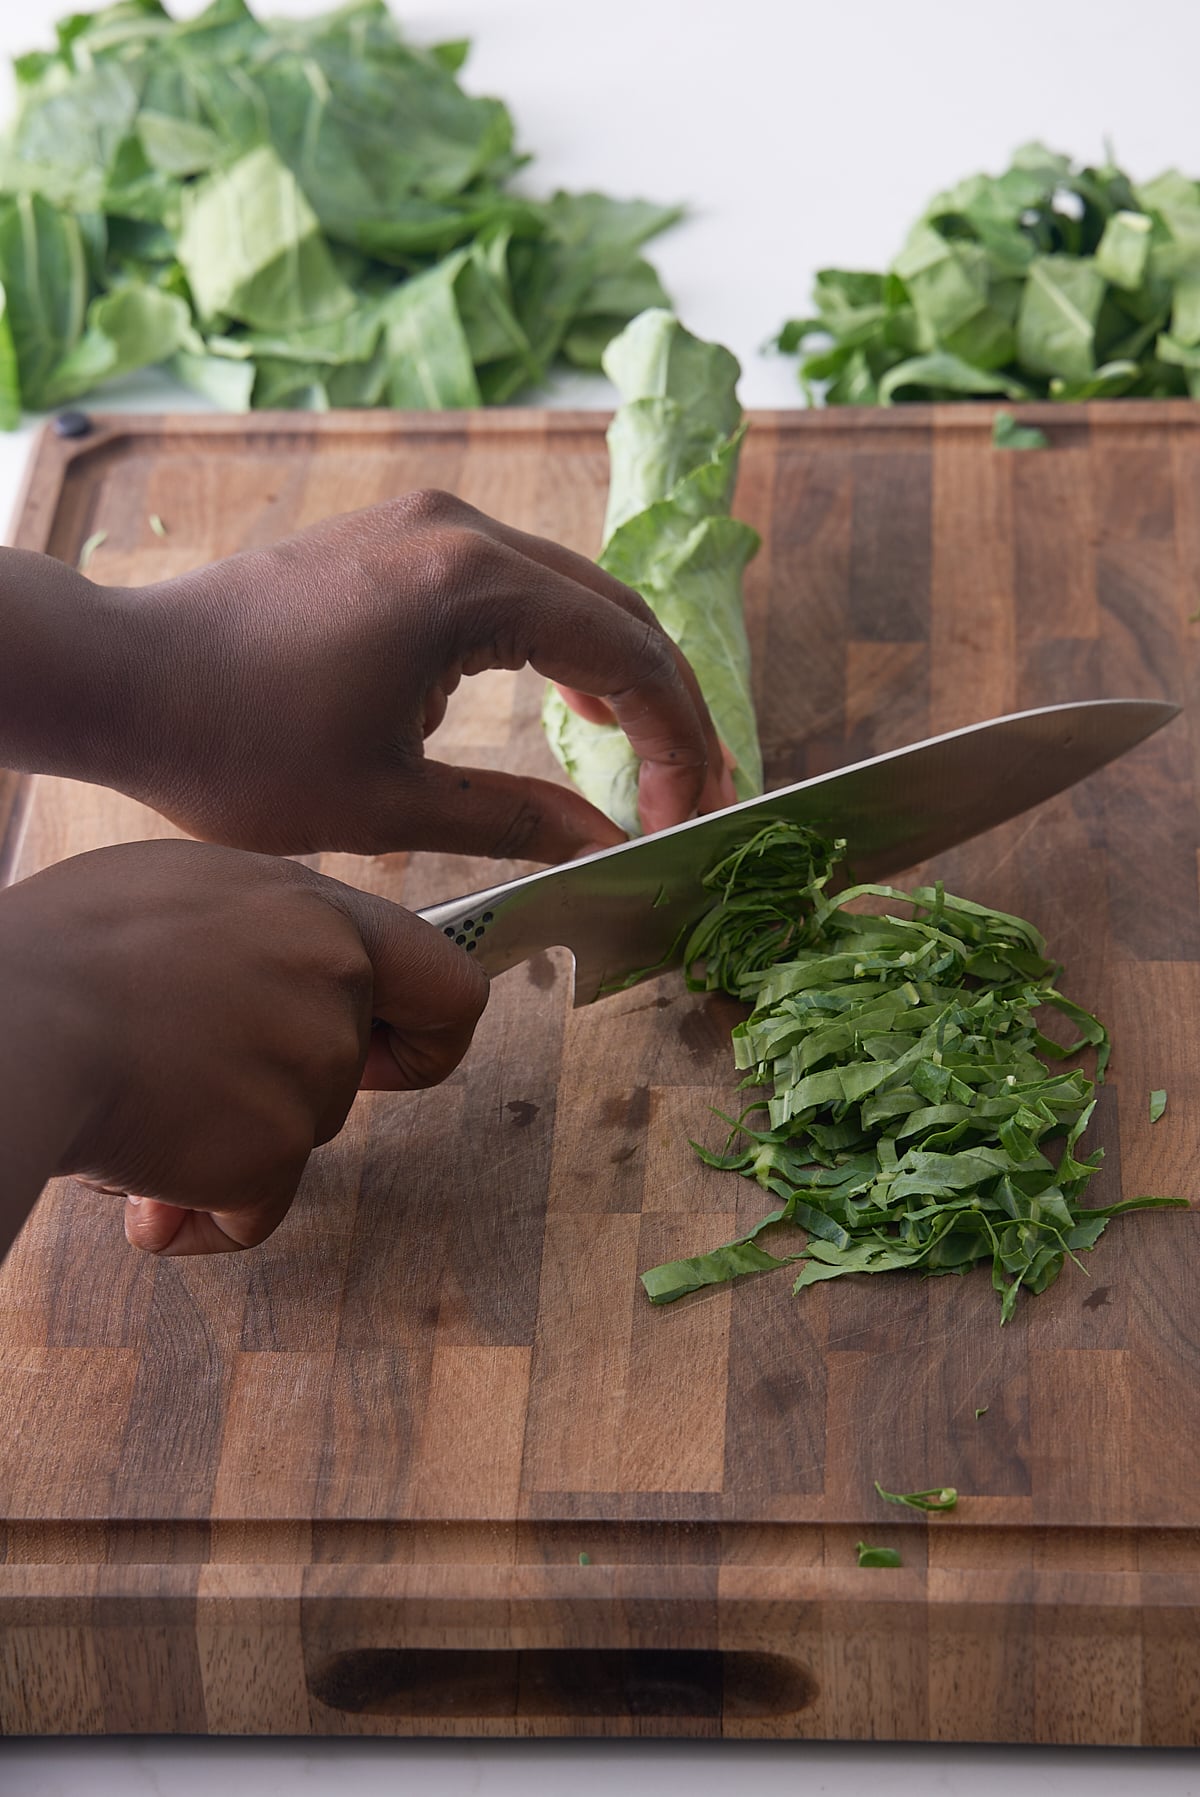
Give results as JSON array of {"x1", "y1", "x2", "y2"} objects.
[
  {"x1": 126, "y1": 1195, "x2": 143, "y2": 1206},
  {"x1": 579, "y1": 839, "x2": 620, "y2": 859},
  {"x1": 719, "y1": 767, "x2": 738, "y2": 806},
  {"x1": 720, "y1": 741, "x2": 739, "y2": 771}
]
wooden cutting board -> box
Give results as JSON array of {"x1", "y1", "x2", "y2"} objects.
[{"x1": 1, "y1": 403, "x2": 1198, "y2": 1743}]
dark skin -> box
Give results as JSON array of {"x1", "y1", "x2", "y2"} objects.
[{"x1": 0, "y1": 491, "x2": 734, "y2": 1263}]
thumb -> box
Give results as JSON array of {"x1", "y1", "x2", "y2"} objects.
[
  {"x1": 385, "y1": 760, "x2": 625, "y2": 863},
  {"x1": 323, "y1": 883, "x2": 492, "y2": 1093},
  {"x1": 123, "y1": 1157, "x2": 306, "y2": 1256}
]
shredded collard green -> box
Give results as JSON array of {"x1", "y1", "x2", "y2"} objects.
[
  {"x1": 874, "y1": 1483, "x2": 957, "y2": 1512},
  {"x1": 640, "y1": 823, "x2": 1186, "y2": 1322},
  {"x1": 856, "y1": 1542, "x2": 902, "y2": 1567}
]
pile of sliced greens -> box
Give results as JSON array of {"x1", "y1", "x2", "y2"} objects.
[
  {"x1": 542, "y1": 309, "x2": 763, "y2": 834},
  {"x1": 641, "y1": 824, "x2": 1185, "y2": 1322},
  {"x1": 777, "y1": 142, "x2": 1200, "y2": 405},
  {"x1": 0, "y1": 0, "x2": 679, "y2": 426}
]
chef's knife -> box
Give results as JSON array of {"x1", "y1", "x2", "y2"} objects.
[{"x1": 418, "y1": 698, "x2": 1177, "y2": 1006}]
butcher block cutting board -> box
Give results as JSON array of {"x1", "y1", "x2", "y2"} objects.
[{"x1": 1, "y1": 403, "x2": 1199, "y2": 1744}]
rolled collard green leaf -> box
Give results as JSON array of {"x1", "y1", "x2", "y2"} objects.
[
  {"x1": 542, "y1": 309, "x2": 761, "y2": 835},
  {"x1": 600, "y1": 309, "x2": 742, "y2": 534}
]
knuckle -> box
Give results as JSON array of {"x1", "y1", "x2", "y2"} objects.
[
  {"x1": 425, "y1": 525, "x2": 492, "y2": 596},
  {"x1": 612, "y1": 613, "x2": 678, "y2": 698},
  {"x1": 489, "y1": 796, "x2": 545, "y2": 861},
  {"x1": 393, "y1": 487, "x2": 460, "y2": 528}
]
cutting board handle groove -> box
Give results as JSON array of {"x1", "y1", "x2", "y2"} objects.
[{"x1": 306, "y1": 1646, "x2": 819, "y2": 1721}]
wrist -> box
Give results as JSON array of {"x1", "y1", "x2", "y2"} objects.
[{"x1": 0, "y1": 550, "x2": 166, "y2": 789}]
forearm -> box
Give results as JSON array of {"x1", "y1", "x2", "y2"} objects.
[{"x1": 0, "y1": 548, "x2": 150, "y2": 784}]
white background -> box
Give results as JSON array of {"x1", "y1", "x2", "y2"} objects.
[{"x1": 4, "y1": 0, "x2": 1200, "y2": 1791}]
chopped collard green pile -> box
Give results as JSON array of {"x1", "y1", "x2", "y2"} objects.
[
  {"x1": 640, "y1": 824, "x2": 1185, "y2": 1322},
  {"x1": 0, "y1": 0, "x2": 679, "y2": 424},
  {"x1": 777, "y1": 142, "x2": 1200, "y2": 406}
]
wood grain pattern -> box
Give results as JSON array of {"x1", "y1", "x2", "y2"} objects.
[{"x1": 1, "y1": 403, "x2": 1199, "y2": 1741}]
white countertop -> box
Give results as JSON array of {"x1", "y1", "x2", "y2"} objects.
[{"x1": 4, "y1": 0, "x2": 1200, "y2": 1789}]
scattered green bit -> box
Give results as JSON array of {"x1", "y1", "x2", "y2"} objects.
[
  {"x1": 974, "y1": 1406, "x2": 989, "y2": 1420},
  {"x1": 578, "y1": 1552, "x2": 591, "y2": 1566},
  {"x1": 543, "y1": 310, "x2": 761, "y2": 834},
  {"x1": 856, "y1": 1542, "x2": 902, "y2": 1568},
  {"x1": 639, "y1": 824, "x2": 1187, "y2": 1320},
  {"x1": 77, "y1": 529, "x2": 107, "y2": 571},
  {"x1": 0, "y1": 0, "x2": 678, "y2": 424},
  {"x1": 992, "y1": 411, "x2": 1048, "y2": 451},
  {"x1": 1150, "y1": 1089, "x2": 1167, "y2": 1124},
  {"x1": 777, "y1": 144, "x2": 1200, "y2": 406},
  {"x1": 875, "y1": 1483, "x2": 958, "y2": 1512},
  {"x1": 148, "y1": 513, "x2": 167, "y2": 538}
]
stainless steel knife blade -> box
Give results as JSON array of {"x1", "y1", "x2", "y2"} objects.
[{"x1": 417, "y1": 698, "x2": 1178, "y2": 1006}]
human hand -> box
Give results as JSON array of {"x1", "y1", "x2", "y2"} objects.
[
  {"x1": 0, "y1": 839, "x2": 487, "y2": 1256},
  {"x1": 96, "y1": 491, "x2": 735, "y2": 859}
]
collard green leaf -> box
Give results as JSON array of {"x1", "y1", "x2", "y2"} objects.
[
  {"x1": 178, "y1": 144, "x2": 355, "y2": 331},
  {"x1": 0, "y1": 287, "x2": 22, "y2": 431},
  {"x1": 0, "y1": 193, "x2": 89, "y2": 407},
  {"x1": 543, "y1": 311, "x2": 761, "y2": 835},
  {"x1": 42, "y1": 281, "x2": 191, "y2": 405},
  {"x1": 380, "y1": 259, "x2": 481, "y2": 409},
  {"x1": 779, "y1": 144, "x2": 1200, "y2": 408},
  {"x1": 1096, "y1": 210, "x2": 1153, "y2": 291},
  {"x1": 1016, "y1": 256, "x2": 1106, "y2": 382},
  {"x1": 0, "y1": 0, "x2": 678, "y2": 423},
  {"x1": 879, "y1": 353, "x2": 1026, "y2": 404},
  {"x1": 170, "y1": 344, "x2": 255, "y2": 408}
]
